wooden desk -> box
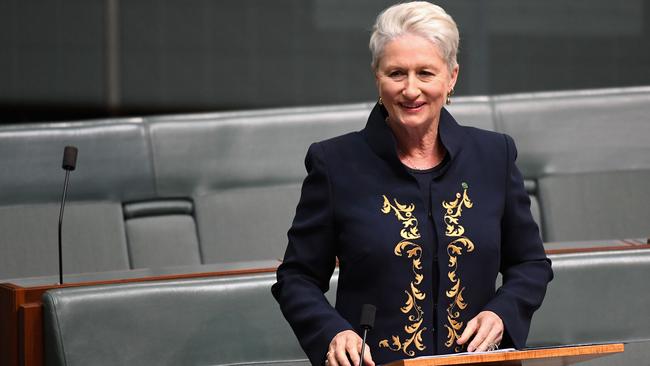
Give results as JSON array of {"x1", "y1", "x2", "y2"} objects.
[
  {"x1": 543, "y1": 238, "x2": 650, "y2": 255},
  {"x1": 385, "y1": 343, "x2": 625, "y2": 366},
  {"x1": 0, "y1": 263, "x2": 279, "y2": 366}
]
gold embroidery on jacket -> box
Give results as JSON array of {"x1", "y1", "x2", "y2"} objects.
[
  {"x1": 442, "y1": 182, "x2": 475, "y2": 352},
  {"x1": 378, "y1": 195, "x2": 427, "y2": 356}
]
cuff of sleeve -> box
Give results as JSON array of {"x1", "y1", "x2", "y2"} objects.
[
  {"x1": 309, "y1": 321, "x2": 354, "y2": 366},
  {"x1": 483, "y1": 293, "x2": 525, "y2": 349}
]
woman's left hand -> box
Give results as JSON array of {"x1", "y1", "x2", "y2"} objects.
[{"x1": 456, "y1": 311, "x2": 504, "y2": 352}]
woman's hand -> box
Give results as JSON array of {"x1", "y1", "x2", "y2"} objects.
[
  {"x1": 456, "y1": 311, "x2": 504, "y2": 352},
  {"x1": 326, "y1": 330, "x2": 375, "y2": 366}
]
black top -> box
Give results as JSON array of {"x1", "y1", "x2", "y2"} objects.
[
  {"x1": 406, "y1": 153, "x2": 450, "y2": 215},
  {"x1": 405, "y1": 153, "x2": 450, "y2": 353}
]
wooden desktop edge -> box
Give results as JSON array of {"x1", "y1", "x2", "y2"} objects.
[
  {"x1": 0, "y1": 265, "x2": 279, "y2": 293},
  {"x1": 3, "y1": 241, "x2": 649, "y2": 292},
  {"x1": 385, "y1": 343, "x2": 625, "y2": 366},
  {"x1": 545, "y1": 243, "x2": 650, "y2": 255}
]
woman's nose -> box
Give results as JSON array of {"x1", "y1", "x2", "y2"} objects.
[{"x1": 402, "y1": 74, "x2": 421, "y2": 99}]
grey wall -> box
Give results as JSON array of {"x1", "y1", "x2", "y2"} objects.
[{"x1": 2, "y1": 0, "x2": 650, "y2": 122}]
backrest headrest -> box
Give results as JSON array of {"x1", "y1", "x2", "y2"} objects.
[
  {"x1": 494, "y1": 86, "x2": 650, "y2": 178},
  {"x1": 0, "y1": 118, "x2": 155, "y2": 204},
  {"x1": 147, "y1": 103, "x2": 373, "y2": 197},
  {"x1": 446, "y1": 95, "x2": 496, "y2": 131}
]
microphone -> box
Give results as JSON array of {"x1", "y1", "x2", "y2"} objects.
[
  {"x1": 58, "y1": 146, "x2": 78, "y2": 285},
  {"x1": 358, "y1": 304, "x2": 376, "y2": 366},
  {"x1": 62, "y1": 146, "x2": 78, "y2": 171}
]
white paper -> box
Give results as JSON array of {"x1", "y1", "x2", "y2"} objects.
[{"x1": 412, "y1": 348, "x2": 516, "y2": 360}]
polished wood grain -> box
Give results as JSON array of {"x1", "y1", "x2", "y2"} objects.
[
  {"x1": 545, "y1": 243, "x2": 650, "y2": 255},
  {"x1": 18, "y1": 303, "x2": 42, "y2": 366},
  {"x1": 385, "y1": 344, "x2": 625, "y2": 366},
  {"x1": 0, "y1": 283, "x2": 25, "y2": 366}
]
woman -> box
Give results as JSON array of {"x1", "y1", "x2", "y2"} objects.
[{"x1": 272, "y1": 2, "x2": 553, "y2": 365}]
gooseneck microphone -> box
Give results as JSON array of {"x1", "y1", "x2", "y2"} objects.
[
  {"x1": 358, "y1": 304, "x2": 376, "y2": 366},
  {"x1": 58, "y1": 146, "x2": 78, "y2": 285}
]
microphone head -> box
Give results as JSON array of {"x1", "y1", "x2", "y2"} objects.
[
  {"x1": 359, "y1": 304, "x2": 376, "y2": 330},
  {"x1": 62, "y1": 146, "x2": 78, "y2": 171}
]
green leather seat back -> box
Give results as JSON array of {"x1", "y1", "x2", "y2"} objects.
[
  {"x1": 495, "y1": 87, "x2": 650, "y2": 241},
  {"x1": 0, "y1": 119, "x2": 154, "y2": 279},
  {"x1": 147, "y1": 104, "x2": 374, "y2": 263},
  {"x1": 43, "y1": 272, "x2": 338, "y2": 365},
  {"x1": 528, "y1": 249, "x2": 650, "y2": 365}
]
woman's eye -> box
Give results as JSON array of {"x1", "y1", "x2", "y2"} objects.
[
  {"x1": 419, "y1": 70, "x2": 434, "y2": 77},
  {"x1": 388, "y1": 70, "x2": 404, "y2": 78}
]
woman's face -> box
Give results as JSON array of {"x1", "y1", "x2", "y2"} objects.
[{"x1": 376, "y1": 33, "x2": 458, "y2": 132}]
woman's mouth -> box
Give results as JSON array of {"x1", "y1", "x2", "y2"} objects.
[{"x1": 399, "y1": 101, "x2": 425, "y2": 112}]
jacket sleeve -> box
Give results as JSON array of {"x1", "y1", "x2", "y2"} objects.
[
  {"x1": 271, "y1": 142, "x2": 353, "y2": 365},
  {"x1": 483, "y1": 134, "x2": 554, "y2": 349}
]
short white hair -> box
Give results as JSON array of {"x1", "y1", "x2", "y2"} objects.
[{"x1": 369, "y1": 1, "x2": 459, "y2": 72}]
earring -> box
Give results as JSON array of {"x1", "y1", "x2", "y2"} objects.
[
  {"x1": 378, "y1": 97, "x2": 383, "y2": 105},
  {"x1": 446, "y1": 88, "x2": 455, "y2": 105}
]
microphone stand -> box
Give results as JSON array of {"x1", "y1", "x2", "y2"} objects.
[
  {"x1": 359, "y1": 326, "x2": 370, "y2": 366},
  {"x1": 58, "y1": 169, "x2": 71, "y2": 285},
  {"x1": 58, "y1": 145, "x2": 78, "y2": 285}
]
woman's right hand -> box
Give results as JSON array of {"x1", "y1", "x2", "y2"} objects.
[{"x1": 326, "y1": 330, "x2": 375, "y2": 366}]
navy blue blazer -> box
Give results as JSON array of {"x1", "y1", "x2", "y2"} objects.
[{"x1": 272, "y1": 103, "x2": 553, "y2": 365}]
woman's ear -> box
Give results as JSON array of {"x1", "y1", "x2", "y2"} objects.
[{"x1": 449, "y1": 64, "x2": 459, "y2": 90}]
